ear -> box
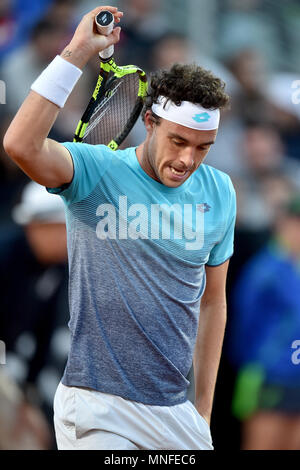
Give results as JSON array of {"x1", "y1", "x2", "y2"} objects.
[{"x1": 144, "y1": 110, "x2": 155, "y2": 133}]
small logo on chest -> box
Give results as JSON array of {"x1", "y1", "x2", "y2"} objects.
[{"x1": 197, "y1": 203, "x2": 211, "y2": 213}]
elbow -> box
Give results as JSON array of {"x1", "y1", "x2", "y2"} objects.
[
  {"x1": 3, "y1": 131, "x2": 16, "y2": 159},
  {"x1": 3, "y1": 130, "x2": 34, "y2": 164},
  {"x1": 3, "y1": 130, "x2": 20, "y2": 161}
]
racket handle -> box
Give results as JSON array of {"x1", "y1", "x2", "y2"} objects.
[{"x1": 95, "y1": 10, "x2": 114, "y2": 60}]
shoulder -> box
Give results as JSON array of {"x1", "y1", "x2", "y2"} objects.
[
  {"x1": 48, "y1": 144, "x2": 138, "y2": 203},
  {"x1": 62, "y1": 142, "x2": 114, "y2": 159},
  {"x1": 62, "y1": 142, "x2": 134, "y2": 165},
  {"x1": 200, "y1": 163, "x2": 235, "y2": 191},
  {"x1": 197, "y1": 163, "x2": 236, "y2": 212}
]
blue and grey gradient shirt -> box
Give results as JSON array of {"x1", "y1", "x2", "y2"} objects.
[{"x1": 47, "y1": 143, "x2": 236, "y2": 406}]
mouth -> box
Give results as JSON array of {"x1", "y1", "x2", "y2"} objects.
[
  {"x1": 170, "y1": 167, "x2": 187, "y2": 176},
  {"x1": 167, "y1": 166, "x2": 189, "y2": 181}
]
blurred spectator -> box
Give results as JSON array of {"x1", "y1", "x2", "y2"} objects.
[
  {"x1": 1, "y1": 17, "x2": 71, "y2": 114},
  {"x1": 224, "y1": 47, "x2": 300, "y2": 160},
  {"x1": 234, "y1": 122, "x2": 300, "y2": 231},
  {"x1": 149, "y1": 32, "x2": 190, "y2": 71},
  {"x1": 228, "y1": 194, "x2": 300, "y2": 449},
  {"x1": 225, "y1": 48, "x2": 274, "y2": 125},
  {"x1": 46, "y1": 0, "x2": 79, "y2": 30},
  {"x1": 122, "y1": 0, "x2": 168, "y2": 39},
  {"x1": 0, "y1": 181, "x2": 69, "y2": 447},
  {"x1": 0, "y1": 0, "x2": 54, "y2": 63},
  {"x1": 0, "y1": 369, "x2": 51, "y2": 449},
  {"x1": 114, "y1": 0, "x2": 169, "y2": 71},
  {"x1": 275, "y1": 1, "x2": 300, "y2": 73},
  {"x1": 217, "y1": 0, "x2": 283, "y2": 70},
  {"x1": 0, "y1": 112, "x2": 28, "y2": 226},
  {"x1": 0, "y1": 0, "x2": 17, "y2": 61},
  {"x1": 265, "y1": 72, "x2": 300, "y2": 161}
]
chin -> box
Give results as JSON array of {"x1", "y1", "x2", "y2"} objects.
[{"x1": 163, "y1": 179, "x2": 185, "y2": 188}]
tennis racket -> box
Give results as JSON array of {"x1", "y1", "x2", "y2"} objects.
[{"x1": 73, "y1": 10, "x2": 148, "y2": 150}]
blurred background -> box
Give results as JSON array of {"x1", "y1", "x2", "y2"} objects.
[{"x1": 1, "y1": 0, "x2": 300, "y2": 450}]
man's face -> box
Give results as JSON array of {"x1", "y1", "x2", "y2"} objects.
[{"x1": 143, "y1": 112, "x2": 217, "y2": 187}]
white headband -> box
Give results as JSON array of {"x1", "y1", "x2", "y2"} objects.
[{"x1": 152, "y1": 96, "x2": 220, "y2": 131}]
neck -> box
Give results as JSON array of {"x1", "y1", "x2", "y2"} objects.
[
  {"x1": 135, "y1": 142, "x2": 144, "y2": 165},
  {"x1": 135, "y1": 141, "x2": 159, "y2": 182}
]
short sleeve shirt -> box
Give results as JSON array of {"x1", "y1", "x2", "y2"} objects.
[{"x1": 47, "y1": 143, "x2": 236, "y2": 405}]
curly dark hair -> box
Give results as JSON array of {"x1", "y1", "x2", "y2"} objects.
[{"x1": 142, "y1": 63, "x2": 229, "y2": 122}]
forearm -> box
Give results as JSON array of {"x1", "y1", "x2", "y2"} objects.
[{"x1": 193, "y1": 299, "x2": 227, "y2": 423}]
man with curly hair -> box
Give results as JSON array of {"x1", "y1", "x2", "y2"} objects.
[{"x1": 4, "y1": 6, "x2": 236, "y2": 450}]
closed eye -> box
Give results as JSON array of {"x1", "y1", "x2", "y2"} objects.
[{"x1": 172, "y1": 139, "x2": 185, "y2": 147}]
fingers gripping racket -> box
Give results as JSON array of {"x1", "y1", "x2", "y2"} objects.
[{"x1": 73, "y1": 10, "x2": 148, "y2": 150}]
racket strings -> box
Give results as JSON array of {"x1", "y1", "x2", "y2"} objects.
[{"x1": 83, "y1": 73, "x2": 141, "y2": 146}]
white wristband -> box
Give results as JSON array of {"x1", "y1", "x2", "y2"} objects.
[{"x1": 31, "y1": 55, "x2": 82, "y2": 108}]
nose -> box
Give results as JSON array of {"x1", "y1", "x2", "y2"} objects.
[{"x1": 178, "y1": 146, "x2": 195, "y2": 169}]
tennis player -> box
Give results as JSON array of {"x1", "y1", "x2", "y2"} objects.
[{"x1": 3, "y1": 6, "x2": 236, "y2": 450}]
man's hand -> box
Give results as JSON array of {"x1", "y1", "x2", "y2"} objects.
[{"x1": 61, "y1": 6, "x2": 123, "y2": 69}]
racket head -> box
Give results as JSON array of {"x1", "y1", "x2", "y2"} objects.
[{"x1": 75, "y1": 61, "x2": 147, "y2": 149}]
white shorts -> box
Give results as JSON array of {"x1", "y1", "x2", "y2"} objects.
[{"x1": 53, "y1": 382, "x2": 213, "y2": 450}]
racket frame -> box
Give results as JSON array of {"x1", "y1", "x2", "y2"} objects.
[{"x1": 73, "y1": 58, "x2": 147, "y2": 149}]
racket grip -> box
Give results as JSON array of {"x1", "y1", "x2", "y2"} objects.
[{"x1": 95, "y1": 10, "x2": 114, "y2": 60}]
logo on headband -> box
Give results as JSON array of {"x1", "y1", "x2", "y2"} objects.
[{"x1": 192, "y1": 112, "x2": 211, "y2": 123}]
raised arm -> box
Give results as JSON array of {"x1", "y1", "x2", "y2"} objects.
[{"x1": 3, "y1": 6, "x2": 122, "y2": 188}]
